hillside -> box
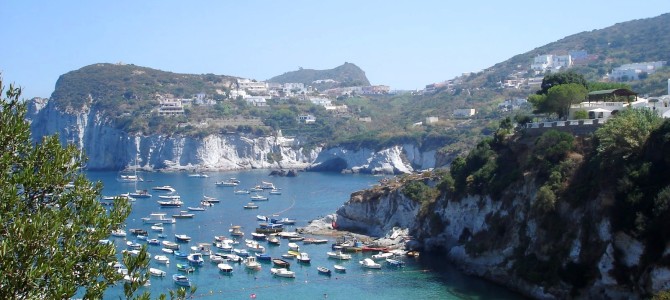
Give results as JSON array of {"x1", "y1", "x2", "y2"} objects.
[
  {"x1": 266, "y1": 62, "x2": 371, "y2": 90},
  {"x1": 458, "y1": 13, "x2": 670, "y2": 95}
]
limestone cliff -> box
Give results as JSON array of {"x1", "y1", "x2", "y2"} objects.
[
  {"x1": 334, "y1": 175, "x2": 670, "y2": 299},
  {"x1": 26, "y1": 98, "x2": 438, "y2": 173}
]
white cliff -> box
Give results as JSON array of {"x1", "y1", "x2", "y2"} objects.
[{"x1": 27, "y1": 98, "x2": 438, "y2": 173}]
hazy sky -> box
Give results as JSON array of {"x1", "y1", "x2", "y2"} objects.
[{"x1": 2, "y1": 1, "x2": 669, "y2": 98}]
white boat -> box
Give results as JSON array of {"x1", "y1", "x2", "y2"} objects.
[
  {"x1": 334, "y1": 264, "x2": 346, "y2": 272},
  {"x1": 217, "y1": 263, "x2": 234, "y2": 273},
  {"x1": 261, "y1": 181, "x2": 275, "y2": 189},
  {"x1": 256, "y1": 215, "x2": 269, "y2": 221},
  {"x1": 154, "y1": 255, "x2": 170, "y2": 264},
  {"x1": 117, "y1": 173, "x2": 142, "y2": 183},
  {"x1": 158, "y1": 194, "x2": 181, "y2": 199},
  {"x1": 200, "y1": 200, "x2": 213, "y2": 207},
  {"x1": 270, "y1": 267, "x2": 295, "y2": 278},
  {"x1": 214, "y1": 241, "x2": 234, "y2": 252},
  {"x1": 251, "y1": 232, "x2": 266, "y2": 240},
  {"x1": 288, "y1": 242, "x2": 300, "y2": 251},
  {"x1": 157, "y1": 199, "x2": 183, "y2": 207},
  {"x1": 129, "y1": 189, "x2": 152, "y2": 198},
  {"x1": 359, "y1": 258, "x2": 382, "y2": 269},
  {"x1": 371, "y1": 252, "x2": 394, "y2": 260},
  {"x1": 385, "y1": 258, "x2": 405, "y2": 267},
  {"x1": 215, "y1": 180, "x2": 238, "y2": 187},
  {"x1": 162, "y1": 241, "x2": 179, "y2": 250},
  {"x1": 188, "y1": 206, "x2": 206, "y2": 211},
  {"x1": 187, "y1": 253, "x2": 205, "y2": 266},
  {"x1": 243, "y1": 202, "x2": 259, "y2": 209},
  {"x1": 202, "y1": 195, "x2": 219, "y2": 203},
  {"x1": 175, "y1": 234, "x2": 192, "y2": 243},
  {"x1": 148, "y1": 238, "x2": 161, "y2": 246},
  {"x1": 172, "y1": 274, "x2": 191, "y2": 287},
  {"x1": 317, "y1": 266, "x2": 332, "y2": 275},
  {"x1": 161, "y1": 248, "x2": 174, "y2": 254},
  {"x1": 172, "y1": 211, "x2": 195, "y2": 219},
  {"x1": 327, "y1": 251, "x2": 352, "y2": 260},
  {"x1": 152, "y1": 186, "x2": 176, "y2": 193},
  {"x1": 250, "y1": 194, "x2": 268, "y2": 201},
  {"x1": 244, "y1": 257, "x2": 261, "y2": 270},
  {"x1": 229, "y1": 225, "x2": 244, "y2": 236},
  {"x1": 221, "y1": 253, "x2": 242, "y2": 263},
  {"x1": 276, "y1": 217, "x2": 296, "y2": 225},
  {"x1": 110, "y1": 229, "x2": 127, "y2": 237},
  {"x1": 150, "y1": 224, "x2": 164, "y2": 232},
  {"x1": 210, "y1": 254, "x2": 225, "y2": 263},
  {"x1": 126, "y1": 241, "x2": 142, "y2": 250},
  {"x1": 188, "y1": 173, "x2": 209, "y2": 178},
  {"x1": 269, "y1": 189, "x2": 282, "y2": 195},
  {"x1": 142, "y1": 213, "x2": 176, "y2": 224},
  {"x1": 149, "y1": 267, "x2": 166, "y2": 277},
  {"x1": 296, "y1": 252, "x2": 311, "y2": 263},
  {"x1": 267, "y1": 235, "x2": 281, "y2": 246},
  {"x1": 246, "y1": 241, "x2": 265, "y2": 253},
  {"x1": 234, "y1": 189, "x2": 250, "y2": 195}
]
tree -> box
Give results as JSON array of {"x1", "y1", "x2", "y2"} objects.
[
  {"x1": 0, "y1": 79, "x2": 136, "y2": 298},
  {"x1": 544, "y1": 83, "x2": 588, "y2": 119},
  {"x1": 537, "y1": 71, "x2": 588, "y2": 95},
  {"x1": 595, "y1": 108, "x2": 663, "y2": 165}
]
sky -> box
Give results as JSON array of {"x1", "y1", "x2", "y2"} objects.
[{"x1": 1, "y1": 1, "x2": 670, "y2": 99}]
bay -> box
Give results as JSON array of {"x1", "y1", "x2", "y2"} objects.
[{"x1": 90, "y1": 170, "x2": 524, "y2": 299}]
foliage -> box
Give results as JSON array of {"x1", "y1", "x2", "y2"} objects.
[
  {"x1": 595, "y1": 108, "x2": 663, "y2": 166},
  {"x1": 537, "y1": 71, "x2": 588, "y2": 95},
  {"x1": 587, "y1": 81, "x2": 631, "y2": 92},
  {"x1": 0, "y1": 79, "x2": 133, "y2": 299},
  {"x1": 573, "y1": 110, "x2": 588, "y2": 119},
  {"x1": 532, "y1": 130, "x2": 575, "y2": 172},
  {"x1": 534, "y1": 185, "x2": 557, "y2": 213},
  {"x1": 402, "y1": 180, "x2": 438, "y2": 204},
  {"x1": 532, "y1": 83, "x2": 588, "y2": 119}
]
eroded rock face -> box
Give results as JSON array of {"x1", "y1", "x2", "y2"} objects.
[
  {"x1": 333, "y1": 176, "x2": 668, "y2": 299},
  {"x1": 27, "y1": 98, "x2": 439, "y2": 173}
]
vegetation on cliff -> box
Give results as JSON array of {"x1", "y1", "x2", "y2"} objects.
[{"x1": 267, "y1": 62, "x2": 371, "y2": 90}]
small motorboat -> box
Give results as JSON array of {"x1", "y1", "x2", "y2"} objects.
[
  {"x1": 269, "y1": 189, "x2": 282, "y2": 195},
  {"x1": 334, "y1": 264, "x2": 346, "y2": 273},
  {"x1": 174, "y1": 234, "x2": 192, "y2": 243},
  {"x1": 217, "y1": 263, "x2": 234, "y2": 274},
  {"x1": 288, "y1": 242, "x2": 300, "y2": 251},
  {"x1": 188, "y1": 206, "x2": 206, "y2": 211},
  {"x1": 172, "y1": 211, "x2": 195, "y2": 219},
  {"x1": 296, "y1": 252, "x2": 311, "y2": 264},
  {"x1": 147, "y1": 238, "x2": 161, "y2": 246},
  {"x1": 221, "y1": 253, "x2": 242, "y2": 263},
  {"x1": 161, "y1": 248, "x2": 174, "y2": 254},
  {"x1": 327, "y1": 251, "x2": 352, "y2": 260},
  {"x1": 210, "y1": 254, "x2": 225, "y2": 264},
  {"x1": 126, "y1": 241, "x2": 142, "y2": 250},
  {"x1": 371, "y1": 252, "x2": 394, "y2": 260},
  {"x1": 174, "y1": 251, "x2": 188, "y2": 260},
  {"x1": 154, "y1": 255, "x2": 170, "y2": 264},
  {"x1": 267, "y1": 235, "x2": 281, "y2": 246},
  {"x1": 152, "y1": 186, "x2": 176, "y2": 193},
  {"x1": 317, "y1": 266, "x2": 331, "y2": 276},
  {"x1": 255, "y1": 253, "x2": 272, "y2": 261},
  {"x1": 234, "y1": 189, "x2": 250, "y2": 195},
  {"x1": 244, "y1": 202, "x2": 259, "y2": 209},
  {"x1": 110, "y1": 229, "x2": 127, "y2": 237},
  {"x1": 359, "y1": 258, "x2": 382, "y2": 269},
  {"x1": 176, "y1": 263, "x2": 194, "y2": 273},
  {"x1": 250, "y1": 194, "x2": 268, "y2": 201},
  {"x1": 162, "y1": 241, "x2": 179, "y2": 250},
  {"x1": 272, "y1": 258, "x2": 290, "y2": 268},
  {"x1": 282, "y1": 253, "x2": 296, "y2": 259},
  {"x1": 187, "y1": 253, "x2": 205, "y2": 266},
  {"x1": 270, "y1": 268, "x2": 295, "y2": 278},
  {"x1": 385, "y1": 258, "x2": 405, "y2": 267},
  {"x1": 150, "y1": 224, "x2": 164, "y2": 232},
  {"x1": 251, "y1": 232, "x2": 267, "y2": 240},
  {"x1": 172, "y1": 274, "x2": 191, "y2": 287},
  {"x1": 149, "y1": 268, "x2": 166, "y2": 277},
  {"x1": 244, "y1": 257, "x2": 262, "y2": 270}
]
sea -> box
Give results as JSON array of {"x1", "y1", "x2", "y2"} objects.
[{"x1": 89, "y1": 170, "x2": 525, "y2": 300}]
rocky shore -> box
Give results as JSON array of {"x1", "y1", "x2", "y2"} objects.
[{"x1": 298, "y1": 214, "x2": 410, "y2": 250}]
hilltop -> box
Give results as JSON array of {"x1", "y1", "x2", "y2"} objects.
[{"x1": 267, "y1": 62, "x2": 371, "y2": 90}]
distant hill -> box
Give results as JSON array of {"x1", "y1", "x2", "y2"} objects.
[
  {"x1": 51, "y1": 63, "x2": 237, "y2": 113},
  {"x1": 461, "y1": 12, "x2": 670, "y2": 95},
  {"x1": 267, "y1": 62, "x2": 371, "y2": 91}
]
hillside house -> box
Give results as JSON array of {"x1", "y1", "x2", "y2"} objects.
[
  {"x1": 158, "y1": 99, "x2": 185, "y2": 116},
  {"x1": 244, "y1": 96, "x2": 267, "y2": 107},
  {"x1": 609, "y1": 61, "x2": 666, "y2": 81},
  {"x1": 453, "y1": 108, "x2": 476, "y2": 118},
  {"x1": 425, "y1": 117, "x2": 439, "y2": 124},
  {"x1": 237, "y1": 79, "x2": 268, "y2": 94},
  {"x1": 310, "y1": 97, "x2": 332, "y2": 106},
  {"x1": 298, "y1": 114, "x2": 316, "y2": 124}
]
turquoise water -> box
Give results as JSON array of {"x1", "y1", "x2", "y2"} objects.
[{"x1": 90, "y1": 170, "x2": 524, "y2": 300}]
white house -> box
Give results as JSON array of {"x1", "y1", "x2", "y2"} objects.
[
  {"x1": 453, "y1": 108, "x2": 476, "y2": 118},
  {"x1": 244, "y1": 96, "x2": 267, "y2": 107},
  {"x1": 298, "y1": 114, "x2": 316, "y2": 124},
  {"x1": 237, "y1": 79, "x2": 268, "y2": 94},
  {"x1": 310, "y1": 97, "x2": 332, "y2": 106},
  {"x1": 425, "y1": 117, "x2": 439, "y2": 124},
  {"x1": 158, "y1": 99, "x2": 185, "y2": 116},
  {"x1": 609, "y1": 61, "x2": 667, "y2": 81}
]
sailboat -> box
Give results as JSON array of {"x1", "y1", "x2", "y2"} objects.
[{"x1": 126, "y1": 154, "x2": 151, "y2": 198}]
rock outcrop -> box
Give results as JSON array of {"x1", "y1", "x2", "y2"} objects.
[
  {"x1": 26, "y1": 98, "x2": 439, "y2": 173},
  {"x1": 333, "y1": 175, "x2": 669, "y2": 299}
]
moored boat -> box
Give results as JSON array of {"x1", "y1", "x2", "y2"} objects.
[
  {"x1": 272, "y1": 258, "x2": 290, "y2": 268},
  {"x1": 215, "y1": 180, "x2": 238, "y2": 187},
  {"x1": 217, "y1": 263, "x2": 234, "y2": 274},
  {"x1": 162, "y1": 241, "x2": 179, "y2": 250},
  {"x1": 334, "y1": 264, "x2": 346, "y2": 273},
  {"x1": 317, "y1": 266, "x2": 331, "y2": 276},
  {"x1": 250, "y1": 194, "x2": 268, "y2": 201},
  {"x1": 288, "y1": 242, "x2": 300, "y2": 251},
  {"x1": 327, "y1": 251, "x2": 352, "y2": 260},
  {"x1": 154, "y1": 255, "x2": 170, "y2": 264},
  {"x1": 176, "y1": 263, "x2": 194, "y2": 273},
  {"x1": 149, "y1": 267, "x2": 166, "y2": 277},
  {"x1": 244, "y1": 256, "x2": 261, "y2": 270},
  {"x1": 385, "y1": 258, "x2": 405, "y2": 267},
  {"x1": 359, "y1": 258, "x2": 382, "y2": 269},
  {"x1": 229, "y1": 226, "x2": 244, "y2": 237},
  {"x1": 187, "y1": 206, "x2": 206, "y2": 211},
  {"x1": 296, "y1": 252, "x2": 311, "y2": 264},
  {"x1": 111, "y1": 229, "x2": 127, "y2": 237},
  {"x1": 187, "y1": 253, "x2": 205, "y2": 266},
  {"x1": 172, "y1": 274, "x2": 191, "y2": 287},
  {"x1": 172, "y1": 211, "x2": 195, "y2": 219},
  {"x1": 174, "y1": 234, "x2": 192, "y2": 243},
  {"x1": 142, "y1": 213, "x2": 175, "y2": 224},
  {"x1": 243, "y1": 202, "x2": 259, "y2": 209},
  {"x1": 270, "y1": 267, "x2": 295, "y2": 278},
  {"x1": 152, "y1": 185, "x2": 176, "y2": 193},
  {"x1": 129, "y1": 189, "x2": 152, "y2": 198},
  {"x1": 157, "y1": 198, "x2": 183, "y2": 207}
]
